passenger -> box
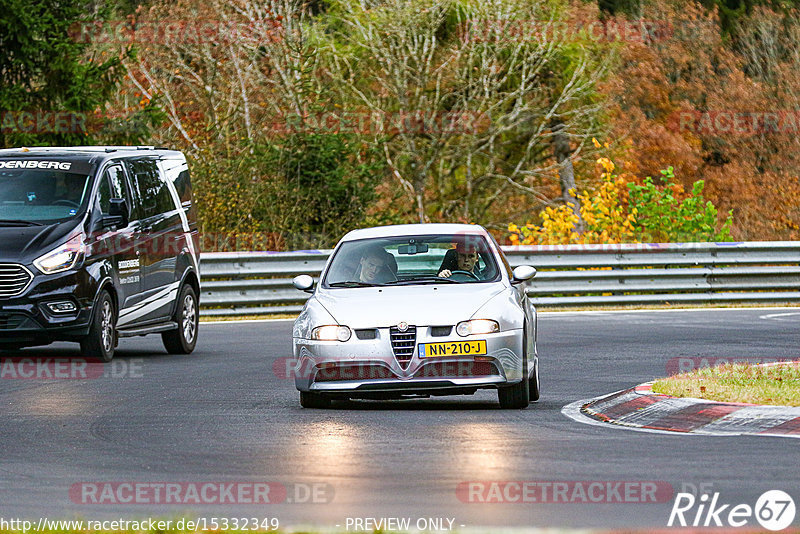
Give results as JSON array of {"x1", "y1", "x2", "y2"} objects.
[{"x1": 358, "y1": 246, "x2": 396, "y2": 284}]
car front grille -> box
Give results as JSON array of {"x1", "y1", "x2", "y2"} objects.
[
  {"x1": 0, "y1": 264, "x2": 33, "y2": 298},
  {"x1": 315, "y1": 364, "x2": 395, "y2": 382},
  {"x1": 415, "y1": 361, "x2": 497, "y2": 378},
  {"x1": 390, "y1": 325, "x2": 416, "y2": 367}
]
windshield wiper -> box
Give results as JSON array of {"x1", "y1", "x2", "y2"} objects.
[
  {"x1": 0, "y1": 219, "x2": 43, "y2": 226},
  {"x1": 328, "y1": 281, "x2": 386, "y2": 288},
  {"x1": 383, "y1": 276, "x2": 460, "y2": 285}
]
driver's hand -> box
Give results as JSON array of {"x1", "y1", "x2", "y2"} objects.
[{"x1": 438, "y1": 269, "x2": 451, "y2": 278}]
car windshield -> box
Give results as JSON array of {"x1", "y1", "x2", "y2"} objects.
[
  {"x1": 323, "y1": 234, "x2": 501, "y2": 287},
  {"x1": 0, "y1": 168, "x2": 93, "y2": 224}
]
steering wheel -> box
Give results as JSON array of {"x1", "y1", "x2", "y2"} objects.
[
  {"x1": 448, "y1": 270, "x2": 479, "y2": 281},
  {"x1": 52, "y1": 199, "x2": 80, "y2": 208}
]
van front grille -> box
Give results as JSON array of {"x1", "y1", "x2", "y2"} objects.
[
  {"x1": 0, "y1": 314, "x2": 26, "y2": 330},
  {"x1": 0, "y1": 264, "x2": 33, "y2": 298}
]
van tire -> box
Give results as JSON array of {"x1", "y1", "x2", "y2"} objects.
[
  {"x1": 162, "y1": 284, "x2": 199, "y2": 354},
  {"x1": 81, "y1": 290, "x2": 116, "y2": 362}
]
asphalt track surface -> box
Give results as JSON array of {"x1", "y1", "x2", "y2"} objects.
[{"x1": 1, "y1": 308, "x2": 799, "y2": 530}]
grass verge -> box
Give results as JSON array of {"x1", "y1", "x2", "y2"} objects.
[{"x1": 652, "y1": 362, "x2": 800, "y2": 406}]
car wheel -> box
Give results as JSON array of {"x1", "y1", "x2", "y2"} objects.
[
  {"x1": 162, "y1": 284, "x2": 199, "y2": 354},
  {"x1": 498, "y1": 377, "x2": 530, "y2": 409},
  {"x1": 300, "y1": 391, "x2": 331, "y2": 409},
  {"x1": 80, "y1": 290, "x2": 116, "y2": 362},
  {"x1": 498, "y1": 326, "x2": 530, "y2": 409},
  {"x1": 529, "y1": 358, "x2": 540, "y2": 402}
]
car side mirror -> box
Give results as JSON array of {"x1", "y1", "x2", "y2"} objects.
[
  {"x1": 104, "y1": 198, "x2": 128, "y2": 228},
  {"x1": 292, "y1": 274, "x2": 315, "y2": 293},
  {"x1": 511, "y1": 265, "x2": 536, "y2": 285}
]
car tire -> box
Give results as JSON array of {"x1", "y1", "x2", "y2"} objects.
[
  {"x1": 498, "y1": 377, "x2": 530, "y2": 409},
  {"x1": 498, "y1": 326, "x2": 530, "y2": 409},
  {"x1": 300, "y1": 391, "x2": 331, "y2": 409},
  {"x1": 529, "y1": 358, "x2": 540, "y2": 402},
  {"x1": 80, "y1": 290, "x2": 116, "y2": 362},
  {"x1": 162, "y1": 284, "x2": 199, "y2": 354}
]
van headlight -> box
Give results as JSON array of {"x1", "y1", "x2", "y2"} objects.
[
  {"x1": 33, "y1": 234, "x2": 85, "y2": 274},
  {"x1": 312, "y1": 325, "x2": 352, "y2": 342},
  {"x1": 456, "y1": 319, "x2": 499, "y2": 337}
]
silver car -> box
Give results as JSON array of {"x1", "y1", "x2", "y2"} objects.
[{"x1": 291, "y1": 223, "x2": 539, "y2": 408}]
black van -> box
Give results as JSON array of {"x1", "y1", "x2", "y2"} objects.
[{"x1": 0, "y1": 146, "x2": 200, "y2": 360}]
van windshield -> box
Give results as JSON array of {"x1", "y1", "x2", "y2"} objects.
[{"x1": 0, "y1": 168, "x2": 93, "y2": 224}]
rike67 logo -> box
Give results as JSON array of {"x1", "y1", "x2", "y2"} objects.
[{"x1": 668, "y1": 490, "x2": 796, "y2": 531}]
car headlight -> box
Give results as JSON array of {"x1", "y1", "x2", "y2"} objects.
[
  {"x1": 312, "y1": 325, "x2": 352, "y2": 342},
  {"x1": 456, "y1": 319, "x2": 499, "y2": 337},
  {"x1": 33, "y1": 234, "x2": 86, "y2": 274}
]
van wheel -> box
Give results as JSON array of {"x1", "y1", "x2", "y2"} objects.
[
  {"x1": 300, "y1": 391, "x2": 331, "y2": 409},
  {"x1": 162, "y1": 284, "x2": 199, "y2": 354},
  {"x1": 81, "y1": 290, "x2": 116, "y2": 362}
]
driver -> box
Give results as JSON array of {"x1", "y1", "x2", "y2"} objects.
[
  {"x1": 56, "y1": 174, "x2": 85, "y2": 205},
  {"x1": 438, "y1": 242, "x2": 482, "y2": 279}
]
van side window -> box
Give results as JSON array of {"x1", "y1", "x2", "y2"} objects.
[
  {"x1": 98, "y1": 166, "x2": 129, "y2": 215},
  {"x1": 158, "y1": 159, "x2": 193, "y2": 217},
  {"x1": 127, "y1": 159, "x2": 173, "y2": 218}
]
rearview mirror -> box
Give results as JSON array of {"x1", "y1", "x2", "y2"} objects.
[
  {"x1": 398, "y1": 243, "x2": 429, "y2": 255},
  {"x1": 292, "y1": 274, "x2": 315, "y2": 293},
  {"x1": 511, "y1": 265, "x2": 536, "y2": 284}
]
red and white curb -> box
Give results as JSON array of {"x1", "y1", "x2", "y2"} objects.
[{"x1": 562, "y1": 382, "x2": 800, "y2": 438}]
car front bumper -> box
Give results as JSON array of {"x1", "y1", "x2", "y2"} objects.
[{"x1": 293, "y1": 327, "x2": 524, "y2": 395}]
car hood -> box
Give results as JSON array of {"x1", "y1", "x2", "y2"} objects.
[
  {"x1": 0, "y1": 222, "x2": 76, "y2": 263},
  {"x1": 314, "y1": 283, "x2": 507, "y2": 328}
]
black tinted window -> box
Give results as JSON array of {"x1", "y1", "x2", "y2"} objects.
[
  {"x1": 97, "y1": 166, "x2": 129, "y2": 215},
  {"x1": 160, "y1": 159, "x2": 191, "y2": 207},
  {"x1": 127, "y1": 158, "x2": 174, "y2": 219}
]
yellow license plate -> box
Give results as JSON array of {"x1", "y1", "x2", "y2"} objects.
[{"x1": 419, "y1": 340, "x2": 487, "y2": 358}]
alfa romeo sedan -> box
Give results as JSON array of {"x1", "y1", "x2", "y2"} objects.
[{"x1": 291, "y1": 224, "x2": 539, "y2": 409}]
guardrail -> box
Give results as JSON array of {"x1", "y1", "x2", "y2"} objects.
[{"x1": 199, "y1": 242, "x2": 800, "y2": 316}]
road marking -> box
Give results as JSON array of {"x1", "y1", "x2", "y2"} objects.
[
  {"x1": 201, "y1": 318, "x2": 295, "y2": 325},
  {"x1": 759, "y1": 311, "x2": 800, "y2": 321},
  {"x1": 546, "y1": 306, "x2": 800, "y2": 317}
]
